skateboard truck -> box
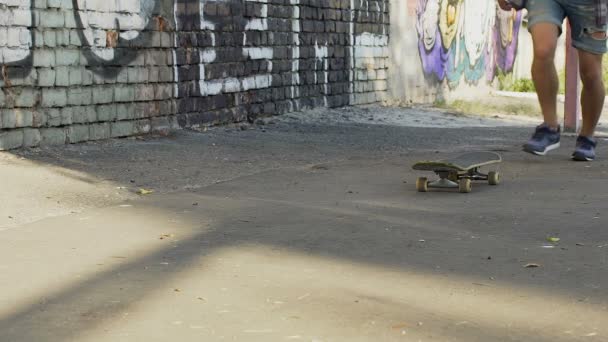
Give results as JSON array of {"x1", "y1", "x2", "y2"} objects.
[{"x1": 413, "y1": 152, "x2": 502, "y2": 193}]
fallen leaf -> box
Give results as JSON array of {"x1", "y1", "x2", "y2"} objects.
[
  {"x1": 297, "y1": 293, "x2": 310, "y2": 300},
  {"x1": 547, "y1": 237, "x2": 561, "y2": 243},
  {"x1": 391, "y1": 323, "x2": 408, "y2": 330},
  {"x1": 138, "y1": 188, "x2": 154, "y2": 195}
]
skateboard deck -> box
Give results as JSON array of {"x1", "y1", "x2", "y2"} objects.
[{"x1": 412, "y1": 151, "x2": 502, "y2": 193}]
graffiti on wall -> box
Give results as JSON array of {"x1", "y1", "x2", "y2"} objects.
[
  {"x1": 416, "y1": 0, "x2": 522, "y2": 88},
  {"x1": 71, "y1": 0, "x2": 160, "y2": 76},
  {"x1": 1, "y1": 1, "x2": 35, "y2": 80},
  {"x1": 2, "y1": 0, "x2": 386, "y2": 95},
  {"x1": 0, "y1": 0, "x2": 388, "y2": 133},
  {"x1": 0, "y1": 0, "x2": 162, "y2": 80}
]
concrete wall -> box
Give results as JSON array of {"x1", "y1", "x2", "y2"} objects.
[
  {"x1": 0, "y1": 0, "x2": 390, "y2": 149},
  {"x1": 512, "y1": 18, "x2": 566, "y2": 81},
  {"x1": 390, "y1": 0, "x2": 525, "y2": 104}
]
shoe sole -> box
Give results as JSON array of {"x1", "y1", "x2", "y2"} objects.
[
  {"x1": 572, "y1": 152, "x2": 594, "y2": 161},
  {"x1": 523, "y1": 142, "x2": 560, "y2": 156}
]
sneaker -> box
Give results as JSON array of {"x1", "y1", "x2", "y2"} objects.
[
  {"x1": 523, "y1": 124, "x2": 561, "y2": 156},
  {"x1": 572, "y1": 135, "x2": 597, "y2": 161}
]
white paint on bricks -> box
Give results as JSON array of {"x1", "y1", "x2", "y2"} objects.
[
  {"x1": 201, "y1": 49, "x2": 217, "y2": 64},
  {"x1": 173, "y1": 0, "x2": 179, "y2": 97},
  {"x1": 0, "y1": 1, "x2": 32, "y2": 64},
  {"x1": 244, "y1": 47, "x2": 273, "y2": 60},
  {"x1": 290, "y1": 0, "x2": 301, "y2": 99},
  {"x1": 314, "y1": 40, "x2": 329, "y2": 106},
  {"x1": 199, "y1": 0, "x2": 217, "y2": 30},
  {"x1": 244, "y1": 1, "x2": 268, "y2": 31},
  {"x1": 76, "y1": 0, "x2": 156, "y2": 61}
]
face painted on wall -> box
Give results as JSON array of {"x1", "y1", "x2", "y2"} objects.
[
  {"x1": 494, "y1": 9, "x2": 522, "y2": 73},
  {"x1": 416, "y1": 0, "x2": 523, "y2": 88},
  {"x1": 416, "y1": 0, "x2": 449, "y2": 80},
  {"x1": 420, "y1": 0, "x2": 440, "y2": 51},
  {"x1": 76, "y1": 1, "x2": 158, "y2": 62},
  {"x1": 439, "y1": 0, "x2": 462, "y2": 49},
  {"x1": 463, "y1": 0, "x2": 495, "y2": 66},
  {"x1": 497, "y1": 7, "x2": 517, "y2": 48},
  {"x1": 70, "y1": 0, "x2": 161, "y2": 76}
]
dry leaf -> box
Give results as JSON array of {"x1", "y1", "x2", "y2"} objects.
[
  {"x1": 160, "y1": 234, "x2": 174, "y2": 240},
  {"x1": 138, "y1": 188, "x2": 154, "y2": 195}
]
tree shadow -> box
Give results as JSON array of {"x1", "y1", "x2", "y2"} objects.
[{"x1": 1, "y1": 142, "x2": 608, "y2": 340}]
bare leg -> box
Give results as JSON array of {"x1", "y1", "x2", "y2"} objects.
[
  {"x1": 530, "y1": 23, "x2": 560, "y2": 129},
  {"x1": 578, "y1": 51, "x2": 605, "y2": 138}
]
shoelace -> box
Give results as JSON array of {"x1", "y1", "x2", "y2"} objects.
[
  {"x1": 532, "y1": 126, "x2": 552, "y2": 140},
  {"x1": 578, "y1": 138, "x2": 596, "y2": 150}
]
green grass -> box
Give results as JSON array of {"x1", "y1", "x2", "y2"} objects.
[
  {"x1": 500, "y1": 54, "x2": 608, "y2": 95},
  {"x1": 497, "y1": 72, "x2": 535, "y2": 93},
  {"x1": 434, "y1": 99, "x2": 541, "y2": 118},
  {"x1": 435, "y1": 56, "x2": 608, "y2": 119}
]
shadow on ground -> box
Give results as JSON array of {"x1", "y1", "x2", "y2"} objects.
[{"x1": 1, "y1": 115, "x2": 607, "y2": 341}]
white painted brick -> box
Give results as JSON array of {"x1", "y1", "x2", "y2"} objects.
[
  {"x1": 39, "y1": 10, "x2": 65, "y2": 28},
  {"x1": 33, "y1": 49, "x2": 56, "y2": 67},
  {"x1": 42, "y1": 88, "x2": 67, "y2": 107},
  {"x1": 40, "y1": 127, "x2": 67, "y2": 146},
  {"x1": 55, "y1": 48, "x2": 80, "y2": 66},
  {"x1": 0, "y1": 129, "x2": 24, "y2": 150},
  {"x1": 23, "y1": 128, "x2": 41, "y2": 147}
]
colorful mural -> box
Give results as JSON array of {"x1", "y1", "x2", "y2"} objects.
[{"x1": 416, "y1": 0, "x2": 522, "y2": 88}]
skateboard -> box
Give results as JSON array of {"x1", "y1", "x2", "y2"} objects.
[{"x1": 412, "y1": 151, "x2": 502, "y2": 193}]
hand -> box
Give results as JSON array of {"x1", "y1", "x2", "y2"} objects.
[{"x1": 497, "y1": 0, "x2": 513, "y2": 11}]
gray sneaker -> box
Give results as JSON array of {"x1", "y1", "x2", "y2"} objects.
[
  {"x1": 572, "y1": 136, "x2": 597, "y2": 161},
  {"x1": 523, "y1": 124, "x2": 561, "y2": 156}
]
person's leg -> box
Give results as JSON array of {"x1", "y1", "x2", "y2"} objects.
[
  {"x1": 530, "y1": 23, "x2": 561, "y2": 129},
  {"x1": 522, "y1": 0, "x2": 565, "y2": 155},
  {"x1": 578, "y1": 51, "x2": 605, "y2": 138},
  {"x1": 562, "y1": 0, "x2": 607, "y2": 160}
]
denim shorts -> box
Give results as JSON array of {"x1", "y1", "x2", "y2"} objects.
[{"x1": 526, "y1": 0, "x2": 608, "y2": 54}]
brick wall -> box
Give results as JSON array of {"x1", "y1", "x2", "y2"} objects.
[{"x1": 0, "y1": 0, "x2": 389, "y2": 149}]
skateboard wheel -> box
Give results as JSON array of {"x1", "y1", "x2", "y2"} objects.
[
  {"x1": 488, "y1": 171, "x2": 500, "y2": 185},
  {"x1": 459, "y1": 179, "x2": 472, "y2": 193},
  {"x1": 416, "y1": 177, "x2": 428, "y2": 192}
]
